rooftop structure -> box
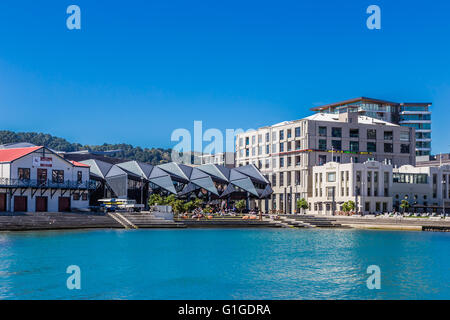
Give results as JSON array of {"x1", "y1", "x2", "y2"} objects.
[{"x1": 310, "y1": 97, "x2": 432, "y2": 156}]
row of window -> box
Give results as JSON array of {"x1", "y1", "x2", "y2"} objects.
[
  {"x1": 239, "y1": 126, "x2": 303, "y2": 147},
  {"x1": 318, "y1": 140, "x2": 410, "y2": 154},
  {"x1": 18, "y1": 168, "x2": 83, "y2": 184},
  {"x1": 271, "y1": 171, "x2": 302, "y2": 187},
  {"x1": 318, "y1": 127, "x2": 409, "y2": 141}
]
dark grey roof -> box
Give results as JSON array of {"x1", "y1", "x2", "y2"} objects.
[{"x1": 83, "y1": 158, "x2": 272, "y2": 199}]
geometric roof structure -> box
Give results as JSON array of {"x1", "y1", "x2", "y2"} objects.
[{"x1": 81, "y1": 158, "x2": 273, "y2": 199}]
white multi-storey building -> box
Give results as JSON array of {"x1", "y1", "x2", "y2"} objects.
[
  {"x1": 310, "y1": 160, "x2": 393, "y2": 215},
  {"x1": 235, "y1": 111, "x2": 416, "y2": 214}
]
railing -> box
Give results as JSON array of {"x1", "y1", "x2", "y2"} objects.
[{"x1": 0, "y1": 178, "x2": 98, "y2": 189}]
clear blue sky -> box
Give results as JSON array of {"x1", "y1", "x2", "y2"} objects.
[{"x1": 0, "y1": 0, "x2": 449, "y2": 153}]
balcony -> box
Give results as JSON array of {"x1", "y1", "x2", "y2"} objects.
[{"x1": 0, "y1": 178, "x2": 98, "y2": 190}]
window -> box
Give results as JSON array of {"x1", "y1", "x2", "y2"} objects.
[
  {"x1": 319, "y1": 139, "x2": 327, "y2": 151},
  {"x1": 331, "y1": 127, "x2": 342, "y2": 138},
  {"x1": 295, "y1": 141, "x2": 301, "y2": 150},
  {"x1": 245, "y1": 137, "x2": 249, "y2": 145},
  {"x1": 266, "y1": 145, "x2": 270, "y2": 154},
  {"x1": 252, "y1": 136, "x2": 256, "y2": 144},
  {"x1": 287, "y1": 141, "x2": 292, "y2": 151},
  {"x1": 384, "y1": 143, "x2": 393, "y2": 153},
  {"x1": 350, "y1": 129, "x2": 359, "y2": 138},
  {"x1": 401, "y1": 144, "x2": 410, "y2": 154},
  {"x1": 258, "y1": 146, "x2": 262, "y2": 155},
  {"x1": 287, "y1": 129, "x2": 291, "y2": 139},
  {"x1": 365, "y1": 202, "x2": 370, "y2": 212},
  {"x1": 327, "y1": 172, "x2": 336, "y2": 182},
  {"x1": 376, "y1": 202, "x2": 381, "y2": 212},
  {"x1": 77, "y1": 171, "x2": 82, "y2": 184},
  {"x1": 295, "y1": 171, "x2": 301, "y2": 185},
  {"x1": 332, "y1": 156, "x2": 341, "y2": 163},
  {"x1": 272, "y1": 144, "x2": 277, "y2": 153},
  {"x1": 265, "y1": 159, "x2": 270, "y2": 168},
  {"x1": 319, "y1": 126, "x2": 327, "y2": 137},
  {"x1": 279, "y1": 157, "x2": 285, "y2": 167},
  {"x1": 384, "y1": 131, "x2": 393, "y2": 140},
  {"x1": 367, "y1": 142, "x2": 376, "y2": 153},
  {"x1": 367, "y1": 129, "x2": 376, "y2": 140},
  {"x1": 252, "y1": 147, "x2": 256, "y2": 156},
  {"x1": 318, "y1": 155, "x2": 327, "y2": 166},
  {"x1": 287, "y1": 157, "x2": 292, "y2": 167},
  {"x1": 400, "y1": 131, "x2": 410, "y2": 142},
  {"x1": 295, "y1": 155, "x2": 301, "y2": 166},
  {"x1": 279, "y1": 143, "x2": 284, "y2": 152},
  {"x1": 279, "y1": 130, "x2": 284, "y2": 140},
  {"x1": 295, "y1": 127, "x2": 301, "y2": 137},
  {"x1": 349, "y1": 141, "x2": 359, "y2": 152},
  {"x1": 18, "y1": 168, "x2": 30, "y2": 180},
  {"x1": 331, "y1": 140, "x2": 342, "y2": 151},
  {"x1": 272, "y1": 174, "x2": 276, "y2": 187},
  {"x1": 73, "y1": 193, "x2": 80, "y2": 200},
  {"x1": 287, "y1": 172, "x2": 291, "y2": 185},
  {"x1": 52, "y1": 170, "x2": 64, "y2": 183},
  {"x1": 266, "y1": 132, "x2": 270, "y2": 142},
  {"x1": 239, "y1": 138, "x2": 243, "y2": 147},
  {"x1": 279, "y1": 172, "x2": 284, "y2": 186},
  {"x1": 258, "y1": 134, "x2": 262, "y2": 143},
  {"x1": 245, "y1": 149, "x2": 249, "y2": 157}
]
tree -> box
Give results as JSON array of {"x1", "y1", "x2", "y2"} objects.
[
  {"x1": 172, "y1": 199, "x2": 185, "y2": 216},
  {"x1": 183, "y1": 201, "x2": 196, "y2": 213},
  {"x1": 148, "y1": 194, "x2": 163, "y2": 206},
  {"x1": 296, "y1": 198, "x2": 309, "y2": 214},
  {"x1": 164, "y1": 194, "x2": 176, "y2": 206},
  {"x1": 235, "y1": 199, "x2": 246, "y2": 214},
  {"x1": 400, "y1": 199, "x2": 410, "y2": 213},
  {"x1": 193, "y1": 198, "x2": 203, "y2": 210},
  {"x1": 0, "y1": 130, "x2": 172, "y2": 165},
  {"x1": 342, "y1": 200, "x2": 356, "y2": 213}
]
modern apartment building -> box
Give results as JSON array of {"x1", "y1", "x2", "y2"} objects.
[
  {"x1": 310, "y1": 97, "x2": 432, "y2": 156},
  {"x1": 235, "y1": 111, "x2": 416, "y2": 214}
]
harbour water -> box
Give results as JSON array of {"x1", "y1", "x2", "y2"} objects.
[{"x1": 0, "y1": 228, "x2": 449, "y2": 300}]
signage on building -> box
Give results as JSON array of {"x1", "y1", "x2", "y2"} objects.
[{"x1": 33, "y1": 156, "x2": 53, "y2": 167}]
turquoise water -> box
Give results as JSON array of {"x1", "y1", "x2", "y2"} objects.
[{"x1": 0, "y1": 228, "x2": 449, "y2": 300}]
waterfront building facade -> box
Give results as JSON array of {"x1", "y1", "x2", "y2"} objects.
[
  {"x1": 0, "y1": 146, "x2": 93, "y2": 212},
  {"x1": 310, "y1": 97, "x2": 432, "y2": 156},
  {"x1": 235, "y1": 111, "x2": 416, "y2": 214},
  {"x1": 310, "y1": 160, "x2": 393, "y2": 215},
  {"x1": 199, "y1": 152, "x2": 235, "y2": 168},
  {"x1": 392, "y1": 164, "x2": 450, "y2": 213}
]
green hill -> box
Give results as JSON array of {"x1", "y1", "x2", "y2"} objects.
[{"x1": 0, "y1": 130, "x2": 172, "y2": 165}]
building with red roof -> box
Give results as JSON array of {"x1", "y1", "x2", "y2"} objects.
[{"x1": 0, "y1": 146, "x2": 93, "y2": 213}]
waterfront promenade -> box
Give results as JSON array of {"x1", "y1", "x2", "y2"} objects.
[{"x1": 0, "y1": 212, "x2": 450, "y2": 232}]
